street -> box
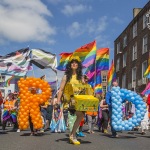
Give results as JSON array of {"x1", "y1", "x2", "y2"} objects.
[{"x1": 0, "y1": 126, "x2": 150, "y2": 150}]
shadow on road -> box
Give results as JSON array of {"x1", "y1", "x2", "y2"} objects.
[
  {"x1": 20, "y1": 133, "x2": 44, "y2": 136},
  {"x1": 55, "y1": 138, "x2": 91, "y2": 144},
  {"x1": 101, "y1": 134, "x2": 137, "y2": 139}
]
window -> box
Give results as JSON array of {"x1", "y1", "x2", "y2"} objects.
[
  {"x1": 123, "y1": 35, "x2": 127, "y2": 48},
  {"x1": 116, "y1": 58, "x2": 120, "y2": 72},
  {"x1": 132, "y1": 43, "x2": 137, "y2": 61},
  {"x1": 102, "y1": 75, "x2": 107, "y2": 82},
  {"x1": 133, "y1": 22, "x2": 137, "y2": 38},
  {"x1": 132, "y1": 67, "x2": 136, "y2": 83},
  {"x1": 142, "y1": 61, "x2": 147, "y2": 77},
  {"x1": 116, "y1": 42, "x2": 120, "y2": 54},
  {"x1": 102, "y1": 86, "x2": 107, "y2": 93},
  {"x1": 123, "y1": 52, "x2": 127, "y2": 67},
  {"x1": 143, "y1": 13, "x2": 149, "y2": 29},
  {"x1": 142, "y1": 35, "x2": 148, "y2": 54}
]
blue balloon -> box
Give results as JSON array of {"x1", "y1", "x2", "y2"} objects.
[{"x1": 111, "y1": 86, "x2": 144, "y2": 131}]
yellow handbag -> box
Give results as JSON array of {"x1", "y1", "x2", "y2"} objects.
[
  {"x1": 72, "y1": 95, "x2": 99, "y2": 111},
  {"x1": 63, "y1": 83, "x2": 99, "y2": 112}
]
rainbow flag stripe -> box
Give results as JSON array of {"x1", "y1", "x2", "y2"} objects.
[
  {"x1": 94, "y1": 84, "x2": 102, "y2": 94},
  {"x1": 107, "y1": 60, "x2": 116, "y2": 89},
  {"x1": 96, "y1": 48, "x2": 109, "y2": 71},
  {"x1": 73, "y1": 40, "x2": 96, "y2": 68},
  {"x1": 5, "y1": 75, "x2": 15, "y2": 87},
  {"x1": 144, "y1": 65, "x2": 150, "y2": 77},
  {"x1": 57, "y1": 52, "x2": 73, "y2": 71}
]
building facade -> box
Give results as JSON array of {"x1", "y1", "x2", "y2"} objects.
[
  {"x1": 101, "y1": 70, "x2": 108, "y2": 94},
  {"x1": 114, "y1": 1, "x2": 150, "y2": 93}
]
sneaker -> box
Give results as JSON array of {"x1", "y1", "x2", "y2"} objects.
[
  {"x1": 40, "y1": 129, "x2": 44, "y2": 133},
  {"x1": 30, "y1": 132, "x2": 34, "y2": 136},
  {"x1": 87, "y1": 130, "x2": 91, "y2": 134},
  {"x1": 77, "y1": 132, "x2": 85, "y2": 137},
  {"x1": 104, "y1": 129, "x2": 108, "y2": 134},
  {"x1": 141, "y1": 132, "x2": 146, "y2": 135},
  {"x1": 91, "y1": 131, "x2": 95, "y2": 134},
  {"x1": 111, "y1": 134, "x2": 118, "y2": 138},
  {"x1": 17, "y1": 129, "x2": 20, "y2": 133}
]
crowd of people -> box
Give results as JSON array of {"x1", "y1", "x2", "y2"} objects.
[{"x1": 0, "y1": 56, "x2": 150, "y2": 145}]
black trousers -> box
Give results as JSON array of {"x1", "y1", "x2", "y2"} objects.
[
  {"x1": 29, "y1": 116, "x2": 34, "y2": 132},
  {"x1": 101, "y1": 109, "x2": 109, "y2": 130}
]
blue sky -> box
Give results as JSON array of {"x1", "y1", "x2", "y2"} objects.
[{"x1": 0, "y1": 0, "x2": 149, "y2": 82}]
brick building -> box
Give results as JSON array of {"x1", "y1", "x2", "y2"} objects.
[{"x1": 114, "y1": 1, "x2": 150, "y2": 93}]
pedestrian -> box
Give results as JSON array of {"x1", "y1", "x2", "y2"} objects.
[
  {"x1": 2, "y1": 93, "x2": 18, "y2": 132},
  {"x1": 100, "y1": 95, "x2": 109, "y2": 134},
  {"x1": 106, "y1": 81, "x2": 118, "y2": 138},
  {"x1": 57, "y1": 56, "x2": 84, "y2": 145}
]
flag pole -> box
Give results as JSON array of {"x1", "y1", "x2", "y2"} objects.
[{"x1": 94, "y1": 50, "x2": 97, "y2": 96}]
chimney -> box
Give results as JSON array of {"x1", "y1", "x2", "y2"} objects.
[{"x1": 133, "y1": 8, "x2": 142, "y2": 18}]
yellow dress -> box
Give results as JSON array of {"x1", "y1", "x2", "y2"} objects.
[{"x1": 62, "y1": 74, "x2": 80, "y2": 109}]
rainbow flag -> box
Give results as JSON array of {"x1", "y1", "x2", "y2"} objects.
[
  {"x1": 107, "y1": 60, "x2": 116, "y2": 90},
  {"x1": 73, "y1": 40, "x2": 96, "y2": 67},
  {"x1": 144, "y1": 65, "x2": 150, "y2": 77},
  {"x1": 4, "y1": 75, "x2": 15, "y2": 87},
  {"x1": 57, "y1": 52, "x2": 73, "y2": 71},
  {"x1": 94, "y1": 71, "x2": 102, "y2": 94},
  {"x1": 96, "y1": 48, "x2": 109, "y2": 71}
]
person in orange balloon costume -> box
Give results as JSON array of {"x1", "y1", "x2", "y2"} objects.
[{"x1": 17, "y1": 77, "x2": 51, "y2": 130}]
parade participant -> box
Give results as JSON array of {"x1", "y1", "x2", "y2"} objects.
[
  {"x1": 0, "y1": 91, "x2": 3, "y2": 126},
  {"x1": 106, "y1": 81, "x2": 118, "y2": 138},
  {"x1": 29, "y1": 87, "x2": 38, "y2": 135},
  {"x1": 57, "y1": 56, "x2": 84, "y2": 145},
  {"x1": 82, "y1": 75, "x2": 97, "y2": 134},
  {"x1": 100, "y1": 95, "x2": 109, "y2": 134},
  {"x1": 2, "y1": 93, "x2": 18, "y2": 132},
  {"x1": 45, "y1": 97, "x2": 53, "y2": 131},
  {"x1": 141, "y1": 97, "x2": 149, "y2": 135}
]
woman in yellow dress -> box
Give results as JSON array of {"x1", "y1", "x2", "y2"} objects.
[{"x1": 57, "y1": 56, "x2": 84, "y2": 145}]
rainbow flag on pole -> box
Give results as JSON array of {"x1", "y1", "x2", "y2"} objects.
[
  {"x1": 4, "y1": 75, "x2": 15, "y2": 87},
  {"x1": 94, "y1": 71, "x2": 102, "y2": 94},
  {"x1": 57, "y1": 52, "x2": 73, "y2": 71},
  {"x1": 144, "y1": 65, "x2": 150, "y2": 77},
  {"x1": 107, "y1": 60, "x2": 116, "y2": 90},
  {"x1": 73, "y1": 40, "x2": 97, "y2": 68},
  {"x1": 96, "y1": 48, "x2": 109, "y2": 71}
]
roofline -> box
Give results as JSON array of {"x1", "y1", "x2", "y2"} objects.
[{"x1": 114, "y1": 1, "x2": 150, "y2": 42}]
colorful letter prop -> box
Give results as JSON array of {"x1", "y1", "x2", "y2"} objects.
[
  {"x1": 111, "y1": 86, "x2": 146, "y2": 131},
  {"x1": 18, "y1": 77, "x2": 51, "y2": 130}
]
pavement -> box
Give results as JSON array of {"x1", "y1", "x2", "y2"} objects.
[{"x1": 0, "y1": 125, "x2": 150, "y2": 150}]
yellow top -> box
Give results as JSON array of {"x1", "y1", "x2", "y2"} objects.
[{"x1": 63, "y1": 74, "x2": 80, "y2": 109}]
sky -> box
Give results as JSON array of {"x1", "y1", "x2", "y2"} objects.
[{"x1": 0, "y1": 0, "x2": 149, "y2": 83}]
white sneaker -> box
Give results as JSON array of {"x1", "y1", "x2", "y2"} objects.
[
  {"x1": 17, "y1": 129, "x2": 20, "y2": 133},
  {"x1": 40, "y1": 129, "x2": 44, "y2": 133}
]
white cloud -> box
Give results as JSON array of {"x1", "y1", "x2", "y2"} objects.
[
  {"x1": 112, "y1": 17, "x2": 124, "y2": 24},
  {"x1": 67, "y1": 22, "x2": 85, "y2": 38},
  {"x1": 0, "y1": 0, "x2": 56, "y2": 43},
  {"x1": 62, "y1": 4, "x2": 92, "y2": 16},
  {"x1": 67, "y1": 16, "x2": 108, "y2": 38}
]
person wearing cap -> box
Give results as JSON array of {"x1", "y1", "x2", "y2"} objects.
[{"x1": 57, "y1": 55, "x2": 84, "y2": 145}]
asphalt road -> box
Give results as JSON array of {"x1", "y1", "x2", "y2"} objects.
[{"x1": 0, "y1": 126, "x2": 150, "y2": 150}]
